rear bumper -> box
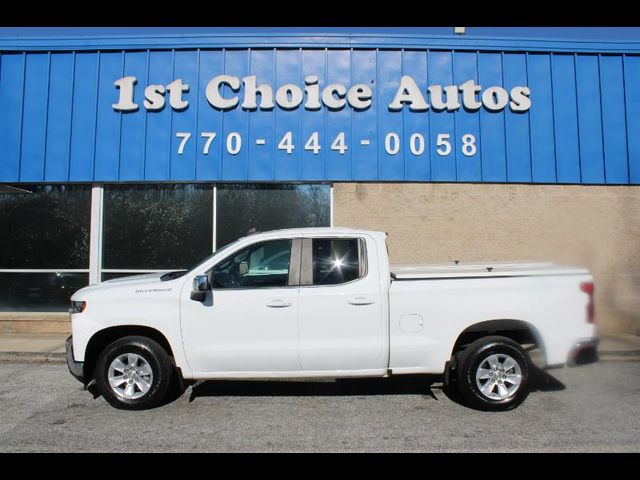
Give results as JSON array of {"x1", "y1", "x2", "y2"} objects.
[
  {"x1": 567, "y1": 337, "x2": 599, "y2": 366},
  {"x1": 65, "y1": 336, "x2": 85, "y2": 383}
]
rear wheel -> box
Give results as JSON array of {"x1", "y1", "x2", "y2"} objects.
[
  {"x1": 456, "y1": 336, "x2": 531, "y2": 411},
  {"x1": 94, "y1": 336, "x2": 174, "y2": 410}
]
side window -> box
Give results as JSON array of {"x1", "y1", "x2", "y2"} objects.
[
  {"x1": 311, "y1": 238, "x2": 363, "y2": 286},
  {"x1": 209, "y1": 239, "x2": 292, "y2": 289}
]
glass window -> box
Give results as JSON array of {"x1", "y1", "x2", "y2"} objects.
[
  {"x1": 216, "y1": 184, "x2": 330, "y2": 248},
  {"x1": 0, "y1": 184, "x2": 91, "y2": 268},
  {"x1": 312, "y1": 238, "x2": 361, "y2": 286},
  {"x1": 209, "y1": 239, "x2": 292, "y2": 289},
  {"x1": 102, "y1": 184, "x2": 213, "y2": 270},
  {"x1": 0, "y1": 184, "x2": 90, "y2": 312},
  {"x1": 0, "y1": 272, "x2": 89, "y2": 312}
]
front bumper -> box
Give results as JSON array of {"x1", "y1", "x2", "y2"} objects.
[
  {"x1": 568, "y1": 337, "x2": 599, "y2": 366},
  {"x1": 65, "y1": 336, "x2": 85, "y2": 383}
]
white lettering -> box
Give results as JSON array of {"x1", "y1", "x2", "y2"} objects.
[
  {"x1": 242, "y1": 75, "x2": 274, "y2": 110},
  {"x1": 389, "y1": 76, "x2": 428, "y2": 112},
  {"x1": 112, "y1": 76, "x2": 138, "y2": 112},
  {"x1": 482, "y1": 86, "x2": 509, "y2": 111},
  {"x1": 459, "y1": 79, "x2": 482, "y2": 111},
  {"x1": 115, "y1": 74, "x2": 531, "y2": 114},
  {"x1": 206, "y1": 75, "x2": 241, "y2": 110},
  {"x1": 276, "y1": 84, "x2": 304, "y2": 110},
  {"x1": 322, "y1": 83, "x2": 347, "y2": 110},
  {"x1": 143, "y1": 84, "x2": 165, "y2": 111},
  {"x1": 510, "y1": 86, "x2": 531, "y2": 112},
  {"x1": 347, "y1": 83, "x2": 373, "y2": 110},
  {"x1": 304, "y1": 75, "x2": 321, "y2": 110},
  {"x1": 428, "y1": 85, "x2": 460, "y2": 111},
  {"x1": 166, "y1": 79, "x2": 189, "y2": 111}
]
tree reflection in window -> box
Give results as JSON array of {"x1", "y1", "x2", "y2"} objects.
[
  {"x1": 103, "y1": 184, "x2": 213, "y2": 270},
  {"x1": 216, "y1": 184, "x2": 330, "y2": 248}
]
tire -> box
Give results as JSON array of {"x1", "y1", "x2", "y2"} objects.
[
  {"x1": 94, "y1": 335, "x2": 174, "y2": 410},
  {"x1": 456, "y1": 336, "x2": 531, "y2": 412}
]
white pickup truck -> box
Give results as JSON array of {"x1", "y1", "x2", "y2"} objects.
[{"x1": 66, "y1": 227, "x2": 598, "y2": 411}]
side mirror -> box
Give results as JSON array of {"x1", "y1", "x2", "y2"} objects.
[{"x1": 190, "y1": 275, "x2": 210, "y2": 302}]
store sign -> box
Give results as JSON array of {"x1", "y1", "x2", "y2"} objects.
[{"x1": 112, "y1": 75, "x2": 531, "y2": 114}]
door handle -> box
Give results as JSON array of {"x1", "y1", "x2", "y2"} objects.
[
  {"x1": 266, "y1": 299, "x2": 292, "y2": 308},
  {"x1": 348, "y1": 297, "x2": 375, "y2": 306}
]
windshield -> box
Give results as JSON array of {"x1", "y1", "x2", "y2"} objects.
[{"x1": 160, "y1": 238, "x2": 242, "y2": 281}]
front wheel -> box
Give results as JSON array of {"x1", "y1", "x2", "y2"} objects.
[
  {"x1": 94, "y1": 336, "x2": 174, "y2": 410},
  {"x1": 456, "y1": 336, "x2": 531, "y2": 411}
]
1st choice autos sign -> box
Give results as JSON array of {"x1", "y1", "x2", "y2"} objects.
[{"x1": 112, "y1": 75, "x2": 531, "y2": 159}]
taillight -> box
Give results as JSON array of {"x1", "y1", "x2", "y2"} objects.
[{"x1": 580, "y1": 282, "x2": 595, "y2": 324}]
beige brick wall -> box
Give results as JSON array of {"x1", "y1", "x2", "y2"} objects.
[{"x1": 333, "y1": 183, "x2": 640, "y2": 336}]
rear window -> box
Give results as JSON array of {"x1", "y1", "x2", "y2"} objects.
[{"x1": 311, "y1": 238, "x2": 363, "y2": 285}]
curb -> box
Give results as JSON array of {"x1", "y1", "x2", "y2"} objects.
[
  {"x1": 598, "y1": 349, "x2": 640, "y2": 357},
  {"x1": 0, "y1": 352, "x2": 66, "y2": 364},
  {"x1": 597, "y1": 352, "x2": 640, "y2": 363}
]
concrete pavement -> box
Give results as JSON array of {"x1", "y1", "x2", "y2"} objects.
[
  {"x1": 1, "y1": 361, "x2": 639, "y2": 452},
  {"x1": 0, "y1": 332, "x2": 639, "y2": 364}
]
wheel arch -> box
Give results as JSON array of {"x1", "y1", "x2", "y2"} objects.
[
  {"x1": 83, "y1": 325, "x2": 175, "y2": 384},
  {"x1": 450, "y1": 319, "x2": 546, "y2": 364}
]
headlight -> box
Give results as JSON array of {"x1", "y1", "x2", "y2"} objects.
[{"x1": 70, "y1": 301, "x2": 86, "y2": 314}]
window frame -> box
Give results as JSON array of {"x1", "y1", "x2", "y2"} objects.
[
  {"x1": 207, "y1": 238, "x2": 302, "y2": 290},
  {"x1": 299, "y1": 237, "x2": 367, "y2": 288}
]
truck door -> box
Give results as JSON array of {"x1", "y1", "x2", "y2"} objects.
[
  {"x1": 180, "y1": 237, "x2": 301, "y2": 374},
  {"x1": 297, "y1": 235, "x2": 386, "y2": 372}
]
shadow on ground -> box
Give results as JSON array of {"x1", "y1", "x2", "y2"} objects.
[
  {"x1": 188, "y1": 375, "x2": 441, "y2": 402},
  {"x1": 187, "y1": 366, "x2": 565, "y2": 404}
]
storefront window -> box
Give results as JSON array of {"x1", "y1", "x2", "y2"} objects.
[
  {"x1": 0, "y1": 184, "x2": 91, "y2": 311},
  {"x1": 0, "y1": 273, "x2": 89, "y2": 312},
  {"x1": 216, "y1": 184, "x2": 331, "y2": 248},
  {"x1": 0, "y1": 185, "x2": 90, "y2": 268},
  {"x1": 102, "y1": 184, "x2": 213, "y2": 271}
]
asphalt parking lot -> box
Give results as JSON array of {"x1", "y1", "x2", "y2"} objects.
[{"x1": 0, "y1": 361, "x2": 638, "y2": 452}]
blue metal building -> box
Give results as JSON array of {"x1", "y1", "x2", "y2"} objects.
[{"x1": 1, "y1": 32, "x2": 639, "y2": 185}]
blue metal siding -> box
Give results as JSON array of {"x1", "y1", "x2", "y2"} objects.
[
  {"x1": 478, "y1": 53, "x2": 506, "y2": 182},
  {"x1": 326, "y1": 49, "x2": 352, "y2": 181},
  {"x1": 428, "y1": 51, "x2": 457, "y2": 182},
  {"x1": 624, "y1": 55, "x2": 640, "y2": 183},
  {"x1": 0, "y1": 53, "x2": 25, "y2": 182},
  {"x1": 144, "y1": 50, "x2": 173, "y2": 181},
  {"x1": 1, "y1": 42, "x2": 639, "y2": 184},
  {"x1": 20, "y1": 53, "x2": 49, "y2": 182},
  {"x1": 503, "y1": 53, "x2": 531, "y2": 182},
  {"x1": 220, "y1": 50, "x2": 249, "y2": 181},
  {"x1": 351, "y1": 49, "x2": 378, "y2": 180},
  {"x1": 377, "y1": 50, "x2": 403, "y2": 181},
  {"x1": 551, "y1": 54, "x2": 581, "y2": 183},
  {"x1": 575, "y1": 55, "x2": 605, "y2": 183},
  {"x1": 528, "y1": 53, "x2": 557, "y2": 183},
  {"x1": 453, "y1": 51, "x2": 482, "y2": 182},
  {"x1": 170, "y1": 50, "x2": 199, "y2": 181},
  {"x1": 300, "y1": 49, "x2": 326, "y2": 180},
  {"x1": 69, "y1": 52, "x2": 98, "y2": 181},
  {"x1": 45, "y1": 53, "x2": 74, "y2": 182},
  {"x1": 248, "y1": 49, "x2": 275, "y2": 181},
  {"x1": 599, "y1": 55, "x2": 629, "y2": 183}
]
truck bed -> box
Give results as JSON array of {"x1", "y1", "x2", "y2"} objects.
[{"x1": 390, "y1": 261, "x2": 589, "y2": 280}]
